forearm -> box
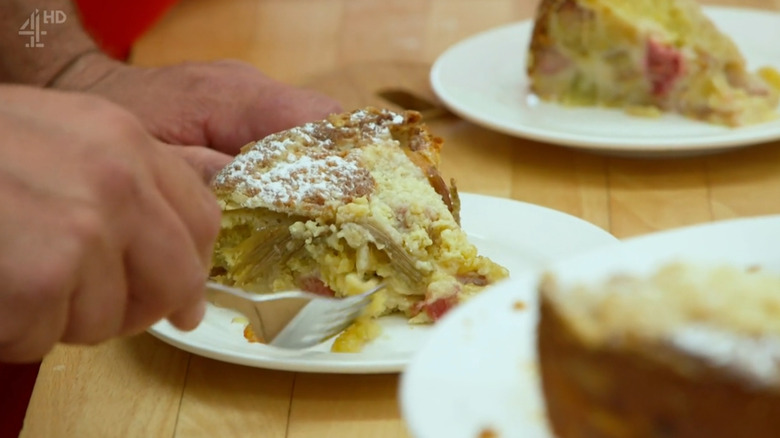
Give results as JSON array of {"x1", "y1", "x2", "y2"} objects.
[{"x1": 0, "y1": 0, "x2": 116, "y2": 87}]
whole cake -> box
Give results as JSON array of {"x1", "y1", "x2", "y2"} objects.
[
  {"x1": 526, "y1": 0, "x2": 780, "y2": 126},
  {"x1": 210, "y1": 107, "x2": 508, "y2": 352},
  {"x1": 537, "y1": 262, "x2": 780, "y2": 438}
]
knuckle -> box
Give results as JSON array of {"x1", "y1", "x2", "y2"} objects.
[
  {"x1": 91, "y1": 156, "x2": 141, "y2": 204},
  {"x1": 100, "y1": 110, "x2": 146, "y2": 142},
  {"x1": 68, "y1": 93, "x2": 115, "y2": 115},
  {"x1": 77, "y1": 102, "x2": 148, "y2": 147},
  {"x1": 182, "y1": 60, "x2": 256, "y2": 93},
  {"x1": 72, "y1": 96, "x2": 142, "y2": 134},
  {"x1": 63, "y1": 206, "x2": 105, "y2": 251},
  {"x1": 23, "y1": 262, "x2": 73, "y2": 307},
  {"x1": 175, "y1": 62, "x2": 213, "y2": 82}
]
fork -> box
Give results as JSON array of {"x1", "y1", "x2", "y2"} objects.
[{"x1": 205, "y1": 281, "x2": 385, "y2": 349}]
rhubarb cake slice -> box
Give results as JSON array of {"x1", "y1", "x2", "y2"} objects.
[
  {"x1": 538, "y1": 262, "x2": 780, "y2": 438},
  {"x1": 527, "y1": 0, "x2": 780, "y2": 126},
  {"x1": 210, "y1": 107, "x2": 508, "y2": 352}
]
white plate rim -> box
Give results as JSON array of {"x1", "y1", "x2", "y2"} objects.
[
  {"x1": 430, "y1": 6, "x2": 780, "y2": 156},
  {"x1": 147, "y1": 193, "x2": 617, "y2": 374},
  {"x1": 400, "y1": 213, "x2": 780, "y2": 437}
]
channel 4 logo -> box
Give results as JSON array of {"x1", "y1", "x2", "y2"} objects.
[{"x1": 18, "y1": 9, "x2": 68, "y2": 48}]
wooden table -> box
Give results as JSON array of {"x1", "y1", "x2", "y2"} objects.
[{"x1": 22, "y1": 0, "x2": 780, "y2": 437}]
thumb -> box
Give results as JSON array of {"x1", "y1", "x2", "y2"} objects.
[{"x1": 165, "y1": 145, "x2": 233, "y2": 184}]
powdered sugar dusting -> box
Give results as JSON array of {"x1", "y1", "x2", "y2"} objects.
[
  {"x1": 350, "y1": 108, "x2": 404, "y2": 126},
  {"x1": 259, "y1": 153, "x2": 363, "y2": 207},
  {"x1": 212, "y1": 108, "x2": 416, "y2": 213},
  {"x1": 218, "y1": 141, "x2": 371, "y2": 210},
  {"x1": 671, "y1": 324, "x2": 780, "y2": 387}
]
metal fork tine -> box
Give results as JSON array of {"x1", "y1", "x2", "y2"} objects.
[
  {"x1": 206, "y1": 281, "x2": 385, "y2": 349},
  {"x1": 270, "y1": 284, "x2": 385, "y2": 349}
]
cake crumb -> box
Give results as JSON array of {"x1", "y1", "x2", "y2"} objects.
[
  {"x1": 243, "y1": 324, "x2": 263, "y2": 343},
  {"x1": 478, "y1": 427, "x2": 499, "y2": 438},
  {"x1": 512, "y1": 300, "x2": 526, "y2": 311}
]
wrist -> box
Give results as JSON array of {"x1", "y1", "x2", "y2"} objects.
[
  {"x1": 0, "y1": 1, "x2": 123, "y2": 88},
  {"x1": 47, "y1": 49, "x2": 126, "y2": 91}
]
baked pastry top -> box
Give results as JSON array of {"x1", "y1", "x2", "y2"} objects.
[
  {"x1": 541, "y1": 262, "x2": 780, "y2": 386},
  {"x1": 538, "y1": 262, "x2": 780, "y2": 438},
  {"x1": 527, "y1": 0, "x2": 780, "y2": 126},
  {"x1": 210, "y1": 107, "x2": 508, "y2": 351}
]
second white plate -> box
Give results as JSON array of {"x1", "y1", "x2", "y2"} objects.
[
  {"x1": 400, "y1": 214, "x2": 780, "y2": 438},
  {"x1": 430, "y1": 7, "x2": 780, "y2": 157},
  {"x1": 147, "y1": 193, "x2": 617, "y2": 373}
]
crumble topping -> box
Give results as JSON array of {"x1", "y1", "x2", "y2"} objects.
[
  {"x1": 543, "y1": 262, "x2": 780, "y2": 387},
  {"x1": 213, "y1": 108, "x2": 414, "y2": 215}
]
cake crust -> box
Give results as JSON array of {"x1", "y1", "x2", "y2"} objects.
[
  {"x1": 537, "y1": 264, "x2": 780, "y2": 438},
  {"x1": 213, "y1": 108, "x2": 447, "y2": 220},
  {"x1": 539, "y1": 293, "x2": 780, "y2": 438}
]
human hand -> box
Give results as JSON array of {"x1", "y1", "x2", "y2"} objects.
[
  {"x1": 53, "y1": 54, "x2": 342, "y2": 155},
  {"x1": 0, "y1": 85, "x2": 226, "y2": 362}
]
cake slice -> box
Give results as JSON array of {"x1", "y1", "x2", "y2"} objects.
[
  {"x1": 527, "y1": 0, "x2": 780, "y2": 126},
  {"x1": 538, "y1": 262, "x2": 780, "y2": 438},
  {"x1": 210, "y1": 107, "x2": 508, "y2": 352}
]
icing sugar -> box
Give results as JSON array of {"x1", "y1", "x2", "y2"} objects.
[
  {"x1": 219, "y1": 140, "x2": 369, "y2": 208},
  {"x1": 553, "y1": 263, "x2": 780, "y2": 387},
  {"x1": 671, "y1": 324, "x2": 780, "y2": 386},
  {"x1": 214, "y1": 108, "x2": 409, "y2": 209}
]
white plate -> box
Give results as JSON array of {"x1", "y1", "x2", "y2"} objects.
[
  {"x1": 400, "y1": 214, "x2": 780, "y2": 438},
  {"x1": 147, "y1": 193, "x2": 617, "y2": 373},
  {"x1": 430, "y1": 7, "x2": 780, "y2": 157}
]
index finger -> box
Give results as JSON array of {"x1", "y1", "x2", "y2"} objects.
[
  {"x1": 149, "y1": 144, "x2": 223, "y2": 268},
  {"x1": 164, "y1": 144, "x2": 233, "y2": 184}
]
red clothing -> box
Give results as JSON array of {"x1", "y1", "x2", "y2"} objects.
[
  {"x1": 0, "y1": 362, "x2": 40, "y2": 437},
  {"x1": 75, "y1": 0, "x2": 179, "y2": 59}
]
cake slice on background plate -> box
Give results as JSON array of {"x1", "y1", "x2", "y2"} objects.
[
  {"x1": 527, "y1": 0, "x2": 780, "y2": 126},
  {"x1": 210, "y1": 107, "x2": 508, "y2": 352},
  {"x1": 538, "y1": 262, "x2": 780, "y2": 438}
]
